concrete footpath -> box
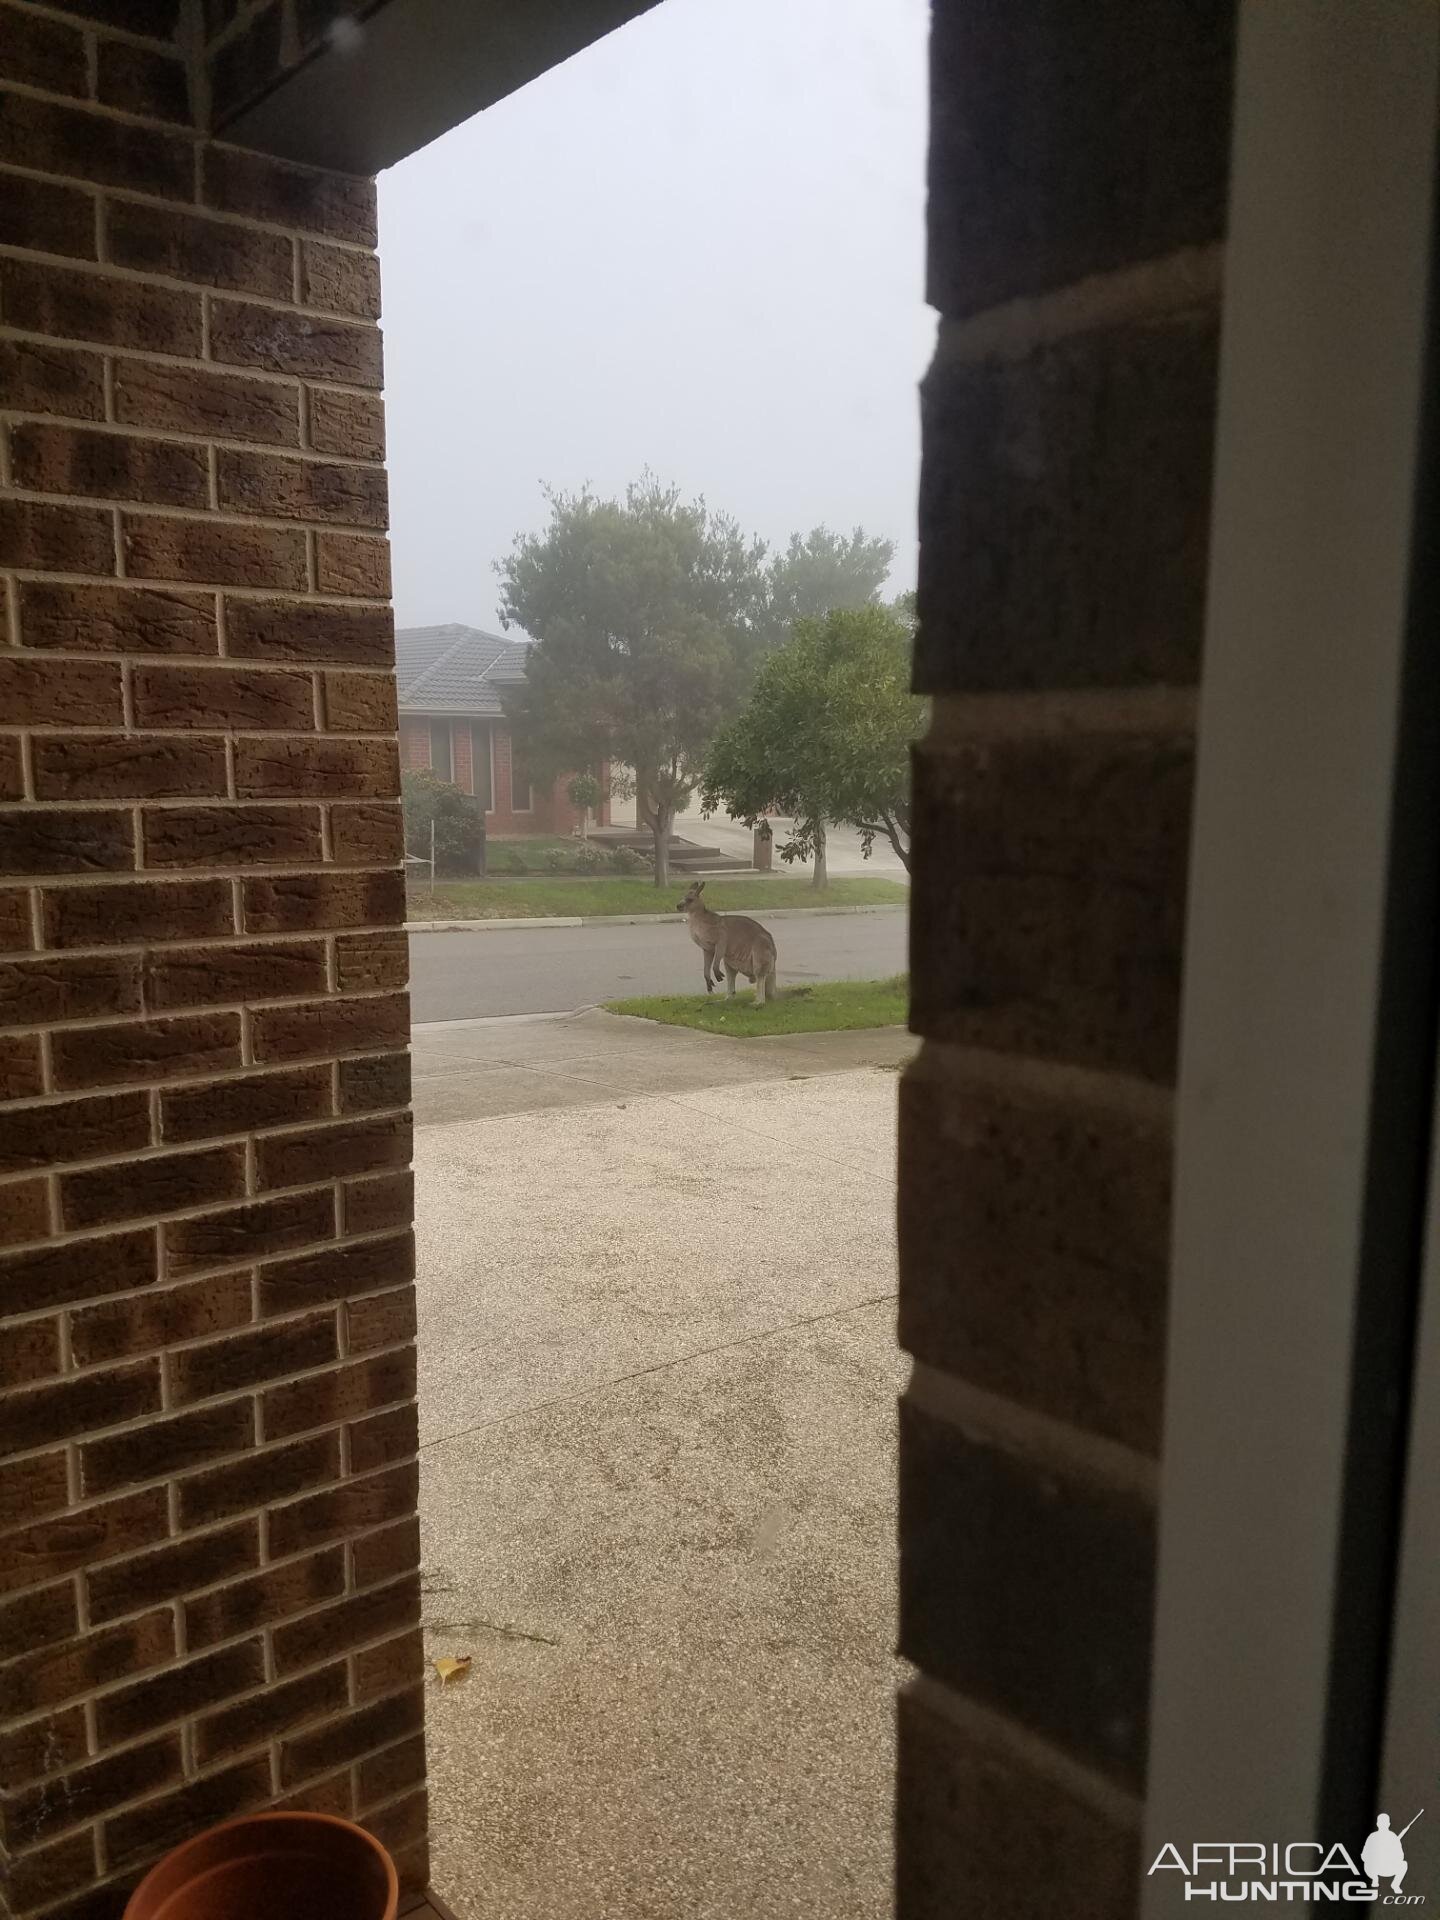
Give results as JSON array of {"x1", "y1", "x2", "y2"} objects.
[{"x1": 412, "y1": 1011, "x2": 916, "y2": 1920}]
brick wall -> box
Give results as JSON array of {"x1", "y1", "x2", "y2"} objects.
[
  {"x1": 0, "y1": 4, "x2": 425, "y2": 1913},
  {"x1": 897, "y1": 4, "x2": 1236, "y2": 1914}
]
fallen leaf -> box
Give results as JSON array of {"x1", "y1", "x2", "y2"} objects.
[{"x1": 434, "y1": 1655, "x2": 472, "y2": 1686}]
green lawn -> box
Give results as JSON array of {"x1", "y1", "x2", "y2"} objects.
[
  {"x1": 407, "y1": 875, "x2": 909, "y2": 920},
  {"x1": 605, "y1": 975, "x2": 909, "y2": 1036}
]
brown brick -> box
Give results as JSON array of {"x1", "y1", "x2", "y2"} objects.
[
  {"x1": 5, "y1": 1737, "x2": 179, "y2": 1851},
  {"x1": 64, "y1": 0, "x2": 182, "y2": 32},
  {"x1": 0, "y1": 88, "x2": 192, "y2": 194},
  {"x1": 2, "y1": 1608, "x2": 173, "y2": 1721},
  {"x1": 88, "y1": 1518, "x2": 258, "y2": 1624},
  {"x1": 330, "y1": 804, "x2": 404, "y2": 868},
  {"x1": 178, "y1": 1428, "x2": 338, "y2": 1530},
  {"x1": 33, "y1": 735, "x2": 227, "y2": 802},
  {"x1": 0, "y1": 802, "x2": 134, "y2": 879},
  {"x1": 196, "y1": 1658, "x2": 347, "y2": 1768},
  {"x1": 0, "y1": 1451, "x2": 69, "y2": 1533},
  {"x1": 0, "y1": 1704, "x2": 87, "y2": 1793},
  {"x1": 45, "y1": 878, "x2": 233, "y2": 953},
  {"x1": 133, "y1": 662, "x2": 314, "y2": 731},
  {"x1": 1, "y1": 257, "x2": 200, "y2": 354},
  {"x1": 343, "y1": 1171, "x2": 414, "y2": 1239},
  {"x1": 262, "y1": 1347, "x2": 414, "y2": 1443},
  {"x1": 143, "y1": 803, "x2": 323, "y2": 870},
  {"x1": 900, "y1": 1065, "x2": 1170, "y2": 1454},
  {"x1": 209, "y1": 0, "x2": 282, "y2": 123},
  {"x1": 259, "y1": 1228, "x2": 413, "y2": 1318},
  {"x1": 0, "y1": 656, "x2": 122, "y2": 728},
  {"x1": 115, "y1": 359, "x2": 300, "y2": 448},
  {"x1": 81, "y1": 1396, "x2": 253, "y2": 1498},
  {"x1": 899, "y1": 1400, "x2": 1154, "y2": 1791},
  {"x1": 3, "y1": 1826, "x2": 97, "y2": 1913},
  {"x1": 266, "y1": 1459, "x2": 416, "y2": 1566},
  {"x1": 104, "y1": 1755, "x2": 270, "y2": 1872},
  {"x1": 122, "y1": 513, "x2": 308, "y2": 590},
  {"x1": 10, "y1": 421, "x2": 209, "y2": 509},
  {"x1": 357, "y1": 1730, "x2": 425, "y2": 1810},
  {"x1": 0, "y1": 3, "x2": 88, "y2": 95},
  {"x1": 345, "y1": 1399, "x2": 417, "y2": 1476},
  {"x1": 204, "y1": 146, "x2": 377, "y2": 245},
  {"x1": 1, "y1": 1361, "x2": 159, "y2": 1460},
  {"x1": 211, "y1": 299, "x2": 382, "y2": 388},
  {"x1": 897, "y1": 1686, "x2": 1141, "y2": 1920},
  {"x1": 0, "y1": 1176, "x2": 51, "y2": 1251},
  {"x1": 244, "y1": 870, "x2": 406, "y2": 933},
  {"x1": 97, "y1": 38, "x2": 191, "y2": 121},
  {"x1": 918, "y1": 315, "x2": 1220, "y2": 694},
  {"x1": 363, "y1": 1789, "x2": 427, "y2": 1859},
  {"x1": 0, "y1": 171, "x2": 95, "y2": 259},
  {"x1": 337, "y1": 1054, "x2": 408, "y2": 1119},
  {"x1": 170, "y1": 1310, "x2": 337, "y2": 1407},
  {"x1": 235, "y1": 735, "x2": 396, "y2": 800},
  {"x1": 61, "y1": 1142, "x2": 246, "y2": 1231},
  {"x1": 0, "y1": 890, "x2": 34, "y2": 953},
  {"x1": 0, "y1": 735, "x2": 21, "y2": 803},
  {"x1": 161, "y1": 1062, "x2": 331, "y2": 1144},
  {"x1": 928, "y1": 0, "x2": 1233, "y2": 318},
  {"x1": 0, "y1": 951, "x2": 140, "y2": 1026},
  {"x1": 278, "y1": 1766, "x2": 354, "y2": 1817},
  {"x1": 0, "y1": 1032, "x2": 44, "y2": 1098},
  {"x1": 353, "y1": 1625, "x2": 421, "y2": 1704},
  {"x1": 0, "y1": 340, "x2": 104, "y2": 422},
  {"x1": 309, "y1": 386, "x2": 384, "y2": 461},
  {"x1": 145, "y1": 938, "x2": 328, "y2": 1010},
  {"x1": 43, "y1": 877, "x2": 232, "y2": 949},
  {"x1": 0, "y1": 1577, "x2": 77, "y2": 1660},
  {"x1": 107, "y1": 200, "x2": 290, "y2": 296},
  {"x1": 0, "y1": 1090, "x2": 150, "y2": 1178},
  {"x1": 95, "y1": 1637, "x2": 263, "y2": 1747},
  {"x1": 0, "y1": 1313, "x2": 61, "y2": 1390},
  {"x1": 279, "y1": 1676, "x2": 420, "y2": 1779},
  {"x1": 315, "y1": 531, "x2": 390, "y2": 597},
  {"x1": 353, "y1": 1514, "x2": 419, "y2": 1591},
  {"x1": 253, "y1": 991, "x2": 408, "y2": 1064},
  {"x1": 324, "y1": 671, "x2": 397, "y2": 735},
  {"x1": 910, "y1": 734, "x2": 1191, "y2": 1082},
  {"x1": 19, "y1": 581, "x2": 216, "y2": 656},
  {"x1": 300, "y1": 239, "x2": 380, "y2": 320},
  {"x1": 1, "y1": 1224, "x2": 154, "y2": 1314},
  {"x1": 185, "y1": 1543, "x2": 343, "y2": 1650},
  {"x1": 71, "y1": 1272, "x2": 251, "y2": 1369},
  {"x1": 165, "y1": 1186, "x2": 333, "y2": 1276},
  {"x1": 334, "y1": 931, "x2": 407, "y2": 993},
  {"x1": 51, "y1": 1011, "x2": 240, "y2": 1091},
  {"x1": 0, "y1": 1487, "x2": 168, "y2": 1600},
  {"x1": 257, "y1": 1115, "x2": 410, "y2": 1194},
  {"x1": 0, "y1": 497, "x2": 113, "y2": 575},
  {"x1": 225, "y1": 597, "x2": 392, "y2": 666},
  {"x1": 217, "y1": 448, "x2": 388, "y2": 529}
]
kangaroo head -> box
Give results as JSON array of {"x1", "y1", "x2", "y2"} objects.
[{"x1": 677, "y1": 879, "x2": 706, "y2": 912}]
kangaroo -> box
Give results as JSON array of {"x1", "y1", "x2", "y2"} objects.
[{"x1": 677, "y1": 879, "x2": 778, "y2": 1005}]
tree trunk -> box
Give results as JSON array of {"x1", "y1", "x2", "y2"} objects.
[
  {"x1": 812, "y1": 820, "x2": 827, "y2": 889},
  {"x1": 653, "y1": 806, "x2": 673, "y2": 888}
]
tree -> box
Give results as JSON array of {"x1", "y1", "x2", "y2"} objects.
[
  {"x1": 497, "y1": 477, "x2": 766, "y2": 886},
  {"x1": 760, "y1": 525, "x2": 896, "y2": 643},
  {"x1": 702, "y1": 605, "x2": 923, "y2": 876}
]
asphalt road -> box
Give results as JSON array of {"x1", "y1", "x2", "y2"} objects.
[{"x1": 407, "y1": 910, "x2": 909, "y2": 1022}]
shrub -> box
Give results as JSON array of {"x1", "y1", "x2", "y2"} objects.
[
  {"x1": 401, "y1": 769, "x2": 484, "y2": 876},
  {"x1": 608, "y1": 844, "x2": 647, "y2": 874},
  {"x1": 544, "y1": 846, "x2": 572, "y2": 871},
  {"x1": 574, "y1": 841, "x2": 605, "y2": 873}
]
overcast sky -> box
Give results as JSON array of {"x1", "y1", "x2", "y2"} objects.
[{"x1": 375, "y1": 0, "x2": 931, "y2": 632}]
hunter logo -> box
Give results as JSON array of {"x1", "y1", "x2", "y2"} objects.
[{"x1": 1149, "y1": 1811, "x2": 1425, "y2": 1904}]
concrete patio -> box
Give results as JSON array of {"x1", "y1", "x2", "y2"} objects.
[{"x1": 409, "y1": 1011, "x2": 915, "y2": 1918}]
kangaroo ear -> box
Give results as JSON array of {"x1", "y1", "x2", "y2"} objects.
[{"x1": 696, "y1": 880, "x2": 705, "y2": 893}]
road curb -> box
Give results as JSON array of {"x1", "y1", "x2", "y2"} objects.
[{"x1": 406, "y1": 904, "x2": 904, "y2": 934}]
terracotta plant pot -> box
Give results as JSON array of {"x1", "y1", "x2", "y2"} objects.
[{"x1": 122, "y1": 1812, "x2": 398, "y2": 1920}]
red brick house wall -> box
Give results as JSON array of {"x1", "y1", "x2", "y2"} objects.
[
  {"x1": 398, "y1": 714, "x2": 608, "y2": 836},
  {"x1": 0, "y1": 7, "x2": 425, "y2": 1911}
]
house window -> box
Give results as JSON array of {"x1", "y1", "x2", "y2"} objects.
[
  {"x1": 430, "y1": 721, "x2": 452, "y2": 782},
  {"x1": 471, "y1": 724, "x2": 492, "y2": 811},
  {"x1": 511, "y1": 757, "x2": 532, "y2": 812}
]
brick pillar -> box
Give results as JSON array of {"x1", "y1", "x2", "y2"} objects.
[
  {"x1": 898, "y1": 5, "x2": 1236, "y2": 1913},
  {"x1": 0, "y1": 6, "x2": 425, "y2": 1912}
]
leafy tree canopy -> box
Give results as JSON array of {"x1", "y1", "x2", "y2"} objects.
[{"x1": 760, "y1": 525, "x2": 896, "y2": 642}]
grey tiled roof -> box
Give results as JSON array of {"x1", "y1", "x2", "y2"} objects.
[{"x1": 394, "y1": 624, "x2": 531, "y2": 717}]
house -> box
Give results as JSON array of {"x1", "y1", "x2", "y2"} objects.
[{"x1": 395, "y1": 623, "x2": 609, "y2": 835}]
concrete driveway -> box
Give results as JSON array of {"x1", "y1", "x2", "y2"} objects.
[{"x1": 412, "y1": 1010, "x2": 915, "y2": 1919}]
